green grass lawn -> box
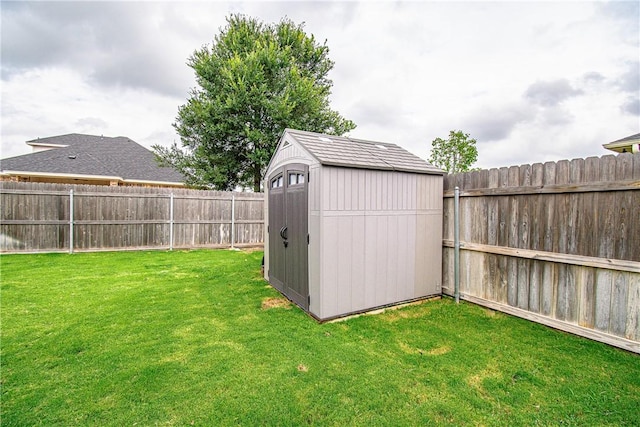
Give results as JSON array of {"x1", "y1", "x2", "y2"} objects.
[{"x1": 1, "y1": 249, "x2": 639, "y2": 426}]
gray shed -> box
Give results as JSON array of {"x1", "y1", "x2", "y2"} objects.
[{"x1": 264, "y1": 129, "x2": 444, "y2": 321}]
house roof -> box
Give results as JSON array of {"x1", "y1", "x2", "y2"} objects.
[
  {"x1": 609, "y1": 133, "x2": 640, "y2": 144},
  {"x1": 1, "y1": 134, "x2": 185, "y2": 185},
  {"x1": 602, "y1": 132, "x2": 640, "y2": 154},
  {"x1": 282, "y1": 129, "x2": 443, "y2": 175}
]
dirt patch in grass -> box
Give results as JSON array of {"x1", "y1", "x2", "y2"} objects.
[
  {"x1": 467, "y1": 367, "x2": 501, "y2": 401},
  {"x1": 383, "y1": 309, "x2": 428, "y2": 322},
  {"x1": 398, "y1": 341, "x2": 427, "y2": 355},
  {"x1": 427, "y1": 345, "x2": 451, "y2": 356},
  {"x1": 397, "y1": 341, "x2": 451, "y2": 356},
  {"x1": 261, "y1": 297, "x2": 292, "y2": 310},
  {"x1": 380, "y1": 297, "x2": 440, "y2": 322},
  {"x1": 482, "y1": 307, "x2": 503, "y2": 318},
  {"x1": 239, "y1": 246, "x2": 264, "y2": 254},
  {"x1": 329, "y1": 297, "x2": 440, "y2": 323}
]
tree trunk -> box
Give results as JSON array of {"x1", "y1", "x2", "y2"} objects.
[{"x1": 253, "y1": 170, "x2": 261, "y2": 192}]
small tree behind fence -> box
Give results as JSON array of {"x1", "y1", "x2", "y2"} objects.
[
  {"x1": 0, "y1": 182, "x2": 264, "y2": 253},
  {"x1": 443, "y1": 152, "x2": 640, "y2": 353}
]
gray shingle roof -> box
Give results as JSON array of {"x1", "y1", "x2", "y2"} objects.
[
  {"x1": 1, "y1": 134, "x2": 185, "y2": 184},
  {"x1": 610, "y1": 133, "x2": 640, "y2": 144},
  {"x1": 284, "y1": 129, "x2": 443, "y2": 174}
]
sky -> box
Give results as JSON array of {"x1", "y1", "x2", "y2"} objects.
[{"x1": 1, "y1": 1, "x2": 639, "y2": 170}]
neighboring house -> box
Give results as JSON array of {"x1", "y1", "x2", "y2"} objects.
[
  {"x1": 0, "y1": 134, "x2": 185, "y2": 187},
  {"x1": 602, "y1": 133, "x2": 640, "y2": 154}
]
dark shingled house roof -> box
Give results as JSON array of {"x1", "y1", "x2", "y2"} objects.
[{"x1": 1, "y1": 134, "x2": 185, "y2": 186}]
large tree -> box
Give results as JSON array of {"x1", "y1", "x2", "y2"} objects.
[
  {"x1": 428, "y1": 130, "x2": 478, "y2": 174},
  {"x1": 154, "y1": 14, "x2": 355, "y2": 191}
]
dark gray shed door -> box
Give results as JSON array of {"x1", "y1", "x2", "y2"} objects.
[{"x1": 268, "y1": 164, "x2": 309, "y2": 310}]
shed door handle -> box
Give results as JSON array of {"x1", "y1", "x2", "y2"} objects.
[{"x1": 279, "y1": 226, "x2": 288, "y2": 240}]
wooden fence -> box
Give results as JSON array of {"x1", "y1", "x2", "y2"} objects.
[
  {"x1": 442, "y1": 152, "x2": 640, "y2": 353},
  {"x1": 0, "y1": 182, "x2": 264, "y2": 253},
  {"x1": 3, "y1": 154, "x2": 639, "y2": 353}
]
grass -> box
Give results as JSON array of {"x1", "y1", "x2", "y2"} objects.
[{"x1": 1, "y1": 249, "x2": 639, "y2": 426}]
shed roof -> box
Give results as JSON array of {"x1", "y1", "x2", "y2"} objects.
[
  {"x1": 282, "y1": 129, "x2": 443, "y2": 175},
  {"x1": 1, "y1": 133, "x2": 185, "y2": 185}
]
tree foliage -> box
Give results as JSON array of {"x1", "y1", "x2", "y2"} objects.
[
  {"x1": 154, "y1": 14, "x2": 356, "y2": 191},
  {"x1": 428, "y1": 130, "x2": 478, "y2": 174}
]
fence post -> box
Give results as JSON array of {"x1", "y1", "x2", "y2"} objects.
[
  {"x1": 454, "y1": 186, "x2": 460, "y2": 304},
  {"x1": 69, "y1": 189, "x2": 74, "y2": 254},
  {"x1": 231, "y1": 194, "x2": 236, "y2": 249},
  {"x1": 169, "y1": 193, "x2": 174, "y2": 251}
]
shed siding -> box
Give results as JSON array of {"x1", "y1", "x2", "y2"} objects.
[
  {"x1": 417, "y1": 173, "x2": 443, "y2": 210},
  {"x1": 315, "y1": 167, "x2": 441, "y2": 319},
  {"x1": 415, "y1": 213, "x2": 443, "y2": 295},
  {"x1": 308, "y1": 164, "x2": 321, "y2": 314},
  {"x1": 415, "y1": 174, "x2": 443, "y2": 296},
  {"x1": 264, "y1": 184, "x2": 269, "y2": 280}
]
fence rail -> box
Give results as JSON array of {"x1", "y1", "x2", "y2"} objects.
[
  {"x1": 0, "y1": 182, "x2": 264, "y2": 253},
  {"x1": 443, "y1": 152, "x2": 640, "y2": 353}
]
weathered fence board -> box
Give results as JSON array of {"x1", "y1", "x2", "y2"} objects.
[
  {"x1": 0, "y1": 182, "x2": 264, "y2": 252},
  {"x1": 443, "y1": 152, "x2": 640, "y2": 353}
]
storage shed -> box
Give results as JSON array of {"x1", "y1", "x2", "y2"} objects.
[{"x1": 264, "y1": 129, "x2": 444, "y2": 321}]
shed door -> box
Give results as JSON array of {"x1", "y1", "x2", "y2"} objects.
[{"x1": 268, "y1": 164, "x2": 309, "y2": 311}]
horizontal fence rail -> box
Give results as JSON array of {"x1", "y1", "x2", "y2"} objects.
[
  {"x1": 443, "y1": 153, "x2": 640, "y2": 353},
  {"x1": 0, "y1": 182, "x2": 264, "y2": 253}
]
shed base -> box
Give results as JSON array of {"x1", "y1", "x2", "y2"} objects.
[
  {"x1": 266, "y1": 289, "x2": 442, "y2": 323},
  {"x1": 321, "y1": 295, "x2": 442, "y2": 323}
]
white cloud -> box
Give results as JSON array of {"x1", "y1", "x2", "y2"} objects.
[
  {"x1": 1, "y1": 67, "x2": 182, "y2": 158},
  {"x1": 2, "y1": 1, "x2": 638, "y2": 170}
]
